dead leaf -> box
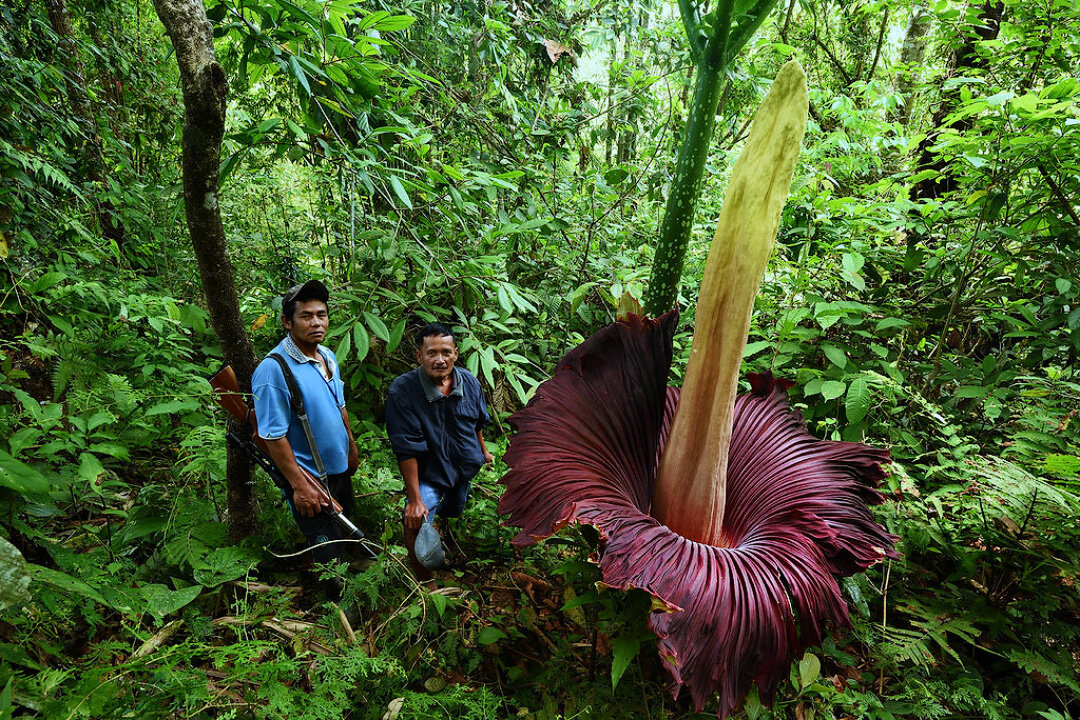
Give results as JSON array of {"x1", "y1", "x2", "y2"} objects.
[
  {"x1": 562, "y1": 586, "x2": 587, "y2": 628},
  {"x1": 490, "y1": 587, "x2": 516, "y2": 609},
  {"x1": 261, "y1": 618, "x2": 331, "y2": 655},
  {"x1": 250, "y1": 313, "x2": 269, "y2": 332},
  {"x1": 382, "y1": 697, "x2": 405, "y2": 720},
  {"x1": 334, "y1": 602, "x2": 357, "y2": 644},
  {"x1": 230, "y1": 580, "x2": 301, "y2": 595},
  {"x1": 543, "y1": 39, "x2": 573, "y2": 64},
  {"x1": 511, "y1": 570, "x2": 551, "y2": 590}
]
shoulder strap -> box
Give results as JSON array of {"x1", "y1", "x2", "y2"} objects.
[
  {"x1": 268, "y1": 353, "x2": 305, "y2": 417},
  {"x1": 268, "y1": 353, "x2": 327, "y2": 480}
]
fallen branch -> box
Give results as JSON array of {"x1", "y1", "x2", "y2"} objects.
[
  {"x1": 130, "y1": 619, "x2": 183, "y2": 661},
  {"x1": 229, "y1": 580, "x2": 302, "y2": 595}
]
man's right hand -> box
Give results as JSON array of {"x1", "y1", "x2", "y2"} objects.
[
  {"x1": 292, "y1": 480, "x2": 329, "y2": 518},
  {"x1": 404, "y1": 498, "x2": 429, "y2": 530},
  {"x1": 265, "y1": 438, "x2": 328, "y2": 518}
]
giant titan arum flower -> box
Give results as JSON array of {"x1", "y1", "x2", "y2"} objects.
[{"x1": 498, "y1": 62, "x2": 898, "y2": 718}]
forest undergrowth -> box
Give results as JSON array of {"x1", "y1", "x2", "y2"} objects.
[{"x1": 1, "y1": 263, "x2": 1077, "y2": 719}]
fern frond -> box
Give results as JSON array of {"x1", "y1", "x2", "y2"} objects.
[
  {"x1": 880, "y1": 626, "x2": 936, "y2": 668},
  {"x1": 1004, "y1": 647, "x2": 1080, "y2": 695}
]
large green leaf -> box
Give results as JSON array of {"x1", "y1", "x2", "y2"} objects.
[
  {"x1": 364, "y1": 312, "x2": 390, "y2": 342},
  {"x1": 28, "y1": 565, "x2": 109, "y2": 606},
  {"x1": 192, "y1": 546, "x2": 261, "y2": 587},
  {"x1": 138, "y1": 584, "x2": 203, "y2": 618},
  {"x1": 0, "y1": 450, "x2": 50, "y2": 495},
  {"x1": 388, "y1": 174, "x2": 412, "y2": 209},
  {"x1": 353, "y1": 322, "x2": 371, "y2": 362},
  {"x1": 611, "y1": 635, "x2": 640, "y2": 690},
  {"x1": 845, "y1": 377, "x2": 872, "y2": 424},
  {"x1": 820, "y1": 380, "x2": 847, "y2": 402}
]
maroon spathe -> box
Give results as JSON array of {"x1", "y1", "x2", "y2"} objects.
[{"x1": 498, "y1": 313, "x2": 898, "y2": 718}]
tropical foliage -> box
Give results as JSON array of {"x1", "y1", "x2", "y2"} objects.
[{"x1": 1, "y1": 0, "x2": 1079, "y2": 718}]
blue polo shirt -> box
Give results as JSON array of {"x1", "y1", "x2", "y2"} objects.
[
  {"x1": 385, "y1": 366, "x2": 490, "y2": 491},
  {"x1": 252, "y1": 337, "x2": 349, "y2": 476}
]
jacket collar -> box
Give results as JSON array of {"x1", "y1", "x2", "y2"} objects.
[{"x1": 417, "y1": 366, "x2": 462, "y2": 401}]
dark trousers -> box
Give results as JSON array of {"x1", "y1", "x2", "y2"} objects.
[{"x1": 282, "y1": 471, "x2": 356, "y2": 563}]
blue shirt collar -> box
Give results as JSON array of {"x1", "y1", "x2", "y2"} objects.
[{"x1": 417, "y1": 366, "x2": 463, "y2": 401}]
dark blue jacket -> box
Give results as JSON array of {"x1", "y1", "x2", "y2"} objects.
[{"x1": 385, "y1": 367, "x2": 490, "y2": 490}]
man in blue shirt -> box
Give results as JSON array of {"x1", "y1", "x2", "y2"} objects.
[
  {"x1": 252, "y1": 280, "x2": 359, "y2": 565},
  {"x1": 385, "y1": 324, "x2": 494, "y2": 585}
]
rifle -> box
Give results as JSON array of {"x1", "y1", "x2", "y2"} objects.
[{"x1": 208, "y1": 364, "x2": 369, "y2": 549}]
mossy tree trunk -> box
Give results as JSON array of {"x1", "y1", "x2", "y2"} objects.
[
  {"x1": 910, "y1": 0, "x2": 1005, "y2": 206},
  {"x1": 152, "y1": 0, "x2": 258, "y2": 540}
]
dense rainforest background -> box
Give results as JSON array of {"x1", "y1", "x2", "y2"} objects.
[{"x1": 1, "y1": 0, "x2": 1079, "y2": 717}]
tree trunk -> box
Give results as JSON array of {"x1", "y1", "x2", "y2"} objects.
[
  {"x1": 604, "y1": 36, "x2": 616, "y2": 166},
  {"x1": 152, "y1": 0, "x2": 258, "y2": 540},
  {"x1": 910, "y1": 1, "x2": 1005, "y2": 204},
  {"x1": 890, "y1": 6, "x2": 931, "y2": 124}
]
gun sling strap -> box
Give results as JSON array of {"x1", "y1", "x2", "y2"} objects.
[
  {"x1": 267, "y1": 352, "x2": 333, "y2": 487},
  {"x1": 210, "y1": 357, "x2": 368, "y2": 548}
]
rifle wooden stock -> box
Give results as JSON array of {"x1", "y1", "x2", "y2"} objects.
[{"x1": 208, "y1": 364, "x2": 345, "y2": 516}]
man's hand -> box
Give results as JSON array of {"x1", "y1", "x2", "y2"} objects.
[
  {"x1": 265, "y1": 437, "x2": 329, "y2": 518},
  {"x1": 483, "y1": 449, "x2": 495, "y2": 464},
  {"x1": 404, "y1": 497, "x2": 428, "y2": 530},
  {"x1": 292, "y1": 477, "x2": 329, "y2": 518}
]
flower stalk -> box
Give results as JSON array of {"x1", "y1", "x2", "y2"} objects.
[{"x1": 642, "y1": 0, "x2": 782, "y2": 317}]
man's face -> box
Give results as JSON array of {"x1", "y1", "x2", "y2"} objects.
[
  {"x1": 284, "y1": 299, "x2": 328, "y2": 347},
  {"x1": 417, "y1": 334, "x2": 458, "y2": 383}
]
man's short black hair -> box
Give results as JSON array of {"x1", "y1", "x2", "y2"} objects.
[
  {"x1": 418, "y1": 323, "x2": 455, "y2": 346},
  {"x1": 282, "y1": 279, "x2": 329, "y2": 321}
]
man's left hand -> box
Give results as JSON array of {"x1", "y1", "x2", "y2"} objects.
[{"x1": 483, "y1": 450, "x2": 495, "y2": 464}]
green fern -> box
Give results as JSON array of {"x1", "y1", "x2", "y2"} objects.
[
  {"x1": 0, "y1": 138, "x2": 80, "y2": 196},
  {"x1": 1004, "y1": 647, "x2": 1080, "y2": 695},
  {"x1": 879, "y1": 625, "x2": 937, "y2": 667},
  {"x1": 975, "y1": 456, "x2": 1080, "y2": 519},
  {"x1": 51, "y1": 354, "x2": 105, "y2": 400}
]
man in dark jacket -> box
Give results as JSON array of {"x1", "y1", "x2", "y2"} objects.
[{"x1": 385, "y1": 323, "x2": 494, "y2": 586}]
